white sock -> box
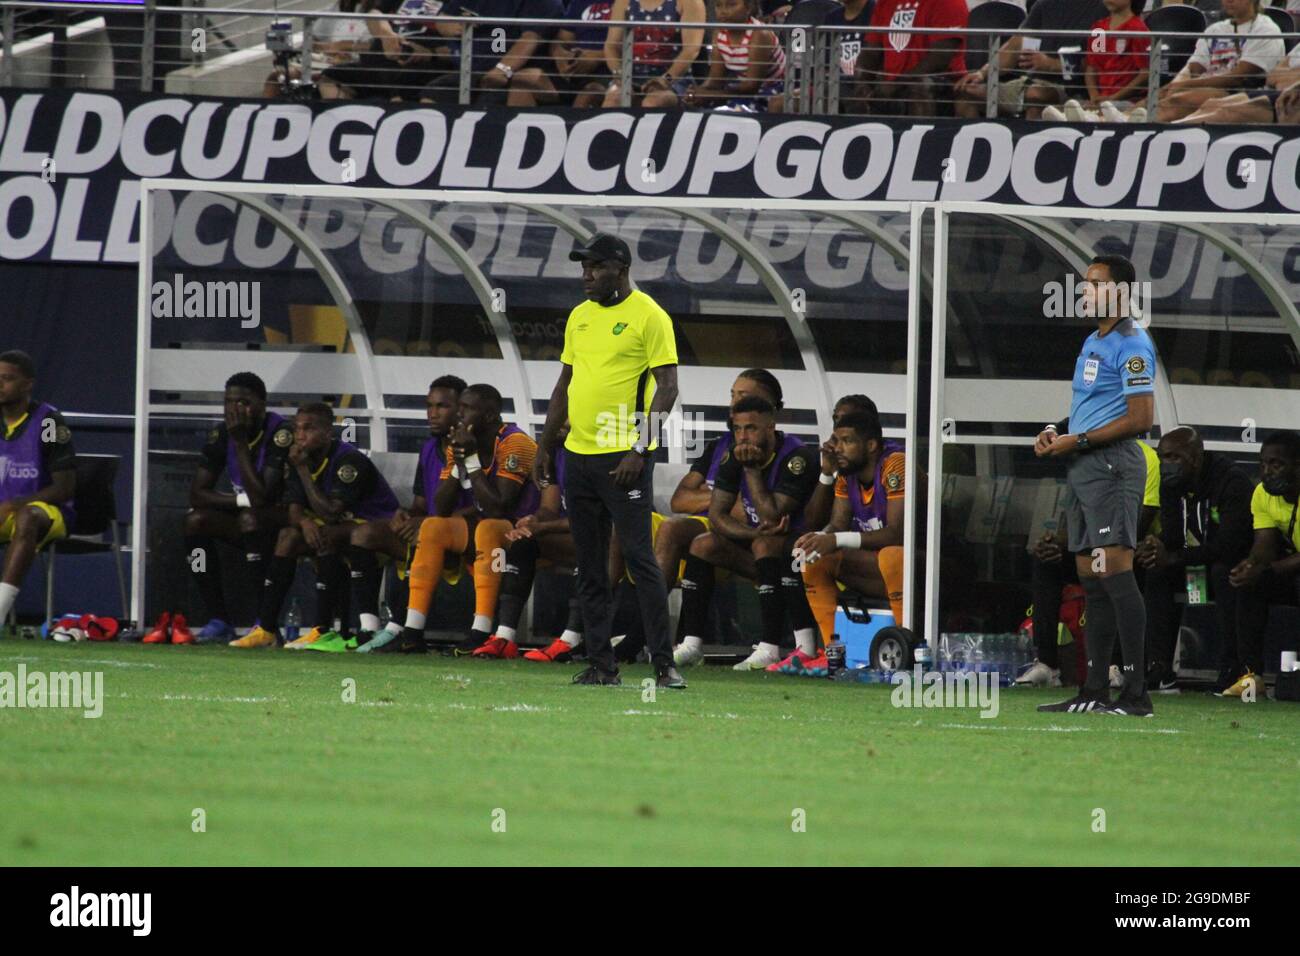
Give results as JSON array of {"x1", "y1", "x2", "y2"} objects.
[
  {"x1": 359, "y1": 613, "x2": 380, "y2": 632},
  {"x1": 560, "y1": 629, "x2": 582, "y2": 647},
  {"x1": 384, "y1": 621, "x2": 403, "y2": 636},
  {"x1": 496, "y1": 625, "x2": 516, "y2": 642},
  {"x1": 0, "y1": 583, "x2": 18, "y2": 623},
  {"x1": 795, "y1": 628, "x2": 818, "y2": 656},
  {"x1": 758, "y1": 641, "x2": 781, "y2": 658},
  {"x1": 681, "y1": 635, "x2": 703, "y2": 652},
  {"x1": 472, "y1": 614, "x2": 493, "y2": 634},
  {"x1": 404, "y1": 609, "x2": 427, "y2": 630}
]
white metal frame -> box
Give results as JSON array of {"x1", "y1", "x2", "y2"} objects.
[
  {"x1": 132, "y1": 180, "x2": 917, "y2": 625},
  {"x1": 923, "y1": 202, "x2": 1300, "y2": 644}
]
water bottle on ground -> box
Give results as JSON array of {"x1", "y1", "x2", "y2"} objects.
[{"x1": 826, "y1": 633, "x2": 846, "y2": 679}]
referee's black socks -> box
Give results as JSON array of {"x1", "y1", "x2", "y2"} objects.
[
  {"x1": 1082, "y1": 576, "x2": 1116, "y2": 696},
  {"x1": 1102, "y1": 571, "x2": 1147, "y2": 700}
]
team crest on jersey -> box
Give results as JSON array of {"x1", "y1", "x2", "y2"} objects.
[
  {"x1": 1126, "y1": 356, "x2": 1147, "y2": 375},
  {"x1": 886, "y1": 472, "x2": 901, "y2": 490},
  {"x1": 505, "y1": 453, "x2": 520, "y2": 473},
  {"x1": 337, "y1": 463, "x2": 358, "y2": 484},
  {"x1": 888, "y1": 3, "x2": 918, "y2": 52},
  {"x1": 55, "y1": 425, "x2": 72, "y2": 445},
  {"x1": 612, "y1": 322, "x2": 628, "y2": 335},
  {"x1": 787, "y1": 455, "x2": 806, "y2": 475},
  {"x1": 274, "y1": 428, "x2": 293, "y2": 448}
]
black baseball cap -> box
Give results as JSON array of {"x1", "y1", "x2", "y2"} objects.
[{"x1": 569, "y1": 232, "x2": 632, "y2": 266}]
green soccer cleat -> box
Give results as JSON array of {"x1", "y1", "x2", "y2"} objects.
[{"x1": 303, "y1": 631, "x2": 354, "y2": 653}]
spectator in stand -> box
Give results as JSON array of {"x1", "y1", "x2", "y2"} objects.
[
  {"x1": 661, "y1": 0, "x2": 784, "y2": 110},
  {"x1": 850, "y1": 0, "x2": 968, "y2": 116},
  {"x1": 954, "y1": 0, "x2": 1106, "y2": 119},
  {"x1": 264, "y1": 0, "x2": 372, "y2": 97},
  {"x1": 1144, "y1": 0, "x2": 1285, "y2": 122},
  {"x1": 1174, "y1": 40, "x2": 1300, "y2": 123},
  {"x1": 420, "y1": 0, "x2": 565, "y2": 105},
  {"x1": 318, "y1": 0, "x2": 460, "y2": 100},
  {"x1": 506, "y1": 0, "x2": 613, "y2": 107},
  {"x1": 770, "y1": 0, "x2": 873, "y2": 113},
  {"x1": 1041, "y1": 0, "x2": 1150, "y2": 122},
  {"x1": 602, "y1": 0, "x2": 707, "y2": 108}
]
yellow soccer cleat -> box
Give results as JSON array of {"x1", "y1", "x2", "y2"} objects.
[
  {"x1": 284, "y1": 626, "x2": 325, "y2": 650},
  {"x1": 1219, "y1": 671, "x2": 1263, "y2": 698},
  {"x1": 229, "y1": 625, "x2": 278, "y2": 649}
]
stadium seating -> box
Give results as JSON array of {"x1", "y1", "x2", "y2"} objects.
[
  {"x1": 1143, "y1": 4, "x2": 1208, "y2": 84},
  {"x1": 965, "y1": 0, "x2": 1026, "y2": 74}
]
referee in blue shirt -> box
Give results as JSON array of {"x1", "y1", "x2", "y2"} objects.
[{"x1": 1035, "y1": 255, "x2": 1157, "y2": 717}]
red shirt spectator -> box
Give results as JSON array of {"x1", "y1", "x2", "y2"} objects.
[
  {"x1": 1085, "y1": 13, "x2": 1150, "y2": 100},
  {"x1": 867, "y1": 0, "x2": 967, "y2": 79}
]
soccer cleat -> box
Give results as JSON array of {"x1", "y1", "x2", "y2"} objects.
[
  {"x1": 373, "y1": 628, "x2": 427, "y2": 654},
  {"x1": 655, "y1": 664, "x2": 687, "y2": 689},
  {"x1": 524, "y1": 638, "x2": 576, "y2": 663},
  {"x1": 733, "y1": 644, "x2": 782, "y2": 671},
  {"x1": 357, "y1": 628, "x2": 401, "y2": 654},
  {"x1": 195, "y1": 619, "x2": 235, "y2": 644},
  {"x1": 79, "y1": 614, "x2": 120, "y2": 642},
  {"x1": 284, "y1": 626, "x2": 326, "y2": 650},
  {"x1": 452, "y1": 630, "x2": 490, "y2": 657},
  {"x1": 799, "y1": 652, "x2": 829, "y2": 677},
  {"x1": 1145, "y1": 663, "x2": 1179, "y2": 694},
  {"x1": 170, "y1": 613, "x2": 195, "y2": 645},
  {"x1": 673, "y1": 641, "x2": 704, "y2": 667},
  {"x1": 142, "y1": 612, "x2": 171, "y2": 644},
  {"x1": 1218, "y1": 671, "x2": 1263, "y2": 699},
  {"x1": 304, "y1": 631, "x2": 355, "y2": 653},
  {"x1": 572, "y1": 665, "x2": 621, "y2": 686},
  {"x1": 1014, "y1": 660, "x2": 1062, "y2": 688},
  {"x1": 229, "y1": 625, "x2": 277, "y2": 649},
  {"x1": 472, "y1": 636, "x2": 519, "y2": 659},
  {"x1": 1100, "y1": 695, "x2": 1154, "y2": 717},
  {"x1": 1037, "y1": 691, "x2": 1110, "y2": 713},
  {"x1": 1109, "y1": 665, "x2": 1123, "y2": 689},
  {"x1": 769, "y1": 649, "x2": 817, "y2": 675}
]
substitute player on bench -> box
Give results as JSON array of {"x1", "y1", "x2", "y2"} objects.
[
  {"x1": 384, "y1": 383, "x2": 538, "y2": 655},
  {"x1": 233, "y1": 403, "x2": 399, "y2": 650},
  {"x1": 793, "y1": 407, "x2": 907, "y2": 663},
  {"x1": 0, "y1": 351, "x2": 76, "y2": 629},
  {"x1": 177, "y1": 372, "x2": 293, "y2": 644},
  {"x1": 1035, "y1": 254, "x2": 1157, "y2": 717},
  {"x1": 673, "y1": 395, "x2": 821, "y2": 672}
]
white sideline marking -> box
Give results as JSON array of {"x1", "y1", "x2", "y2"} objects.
[
  {"x1": 4, "y1": 655, "x2": 160, "y2": 669},
  {"x1": 939, "y1": 721, "x2": 1183, "y2": 735}
]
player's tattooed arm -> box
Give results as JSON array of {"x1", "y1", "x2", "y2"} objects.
[{"x1": 707, "y1": 486, "x2": 758, "y2": 542}]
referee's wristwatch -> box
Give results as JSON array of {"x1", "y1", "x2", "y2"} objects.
[{"x1": 1076, "y1": 432, "x2": 1091, "y2": 452}]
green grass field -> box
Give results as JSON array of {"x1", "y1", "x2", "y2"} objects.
[{"x1": 1, "y1": 638, "x2": 1297, "y2": 866}]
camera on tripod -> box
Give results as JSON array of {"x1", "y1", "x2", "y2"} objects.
[{"x1": 265, "y1": 21, "x2": 318, "y2": 100}]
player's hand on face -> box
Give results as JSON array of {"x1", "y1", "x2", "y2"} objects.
[
  {"x1": 609, "y1": 450, "x2": 645, "y2": 489},
  {"x1": 734, "y1": 442, "x2": 762, "y2": 466},
  {"x1": 449, "y1": 421, "x2": 475, "y2": 456},
  {"x1": 287, "y1": 441, "x2": 308, "y2": 467},
  {"x1": 819, "y1": 438, "x2": 838, "y2": 476},
  {"x1": 1034, "y1": 429, "x2": 1058, "y2": 457}
]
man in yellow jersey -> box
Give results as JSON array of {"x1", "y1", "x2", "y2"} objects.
[{"x1": 534, "y1": 233, "x2": 686, "y2": 689}]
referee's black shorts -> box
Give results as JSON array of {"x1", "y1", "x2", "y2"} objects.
[{"x1": 1062, "y1": 439, "x2": 1146, "y2": 554}]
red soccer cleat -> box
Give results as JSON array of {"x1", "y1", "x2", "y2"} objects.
[
  {"x1": 78, "y1": 614, "x2": 120, "y2": 642},
  {"x1": 523, "y1": 638, "x2": 576, "y2": 663},
  {"x1": 142, "y1": 612, "x2": 171, "y2": 644},
  {"x1": 170, "y1": 613, "x2": 195, "y2": 645},
  {"x1": 471, "y1": 635, "x2": 519, "y2": 659},
  {"x1": 768, "y1": 649, "x2": 818, "y2": 675}
]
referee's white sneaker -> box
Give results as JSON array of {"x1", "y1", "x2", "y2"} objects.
[
  {"x1": 733, "y1": 643, "x2": 782, "y2": 671},
  {"x1": 1014, "y1": 660, "x2": 1061, "y2": 688}
]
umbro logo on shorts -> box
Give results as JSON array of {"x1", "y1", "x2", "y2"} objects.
[{"x1": 627, "y1": 489, "x2": 642, "y2": 500}]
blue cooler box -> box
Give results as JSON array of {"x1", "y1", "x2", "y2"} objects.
[{"x1": 834, "y1": 606, "x2": 896, "y2": 669}]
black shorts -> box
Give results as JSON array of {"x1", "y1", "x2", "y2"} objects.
[
  {"x1": 1063, "y1": 440, "x2": 1146, "y2": 554},
  {"x1": 321, "y1": 41, "x2": 454, "y2": 100}
]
